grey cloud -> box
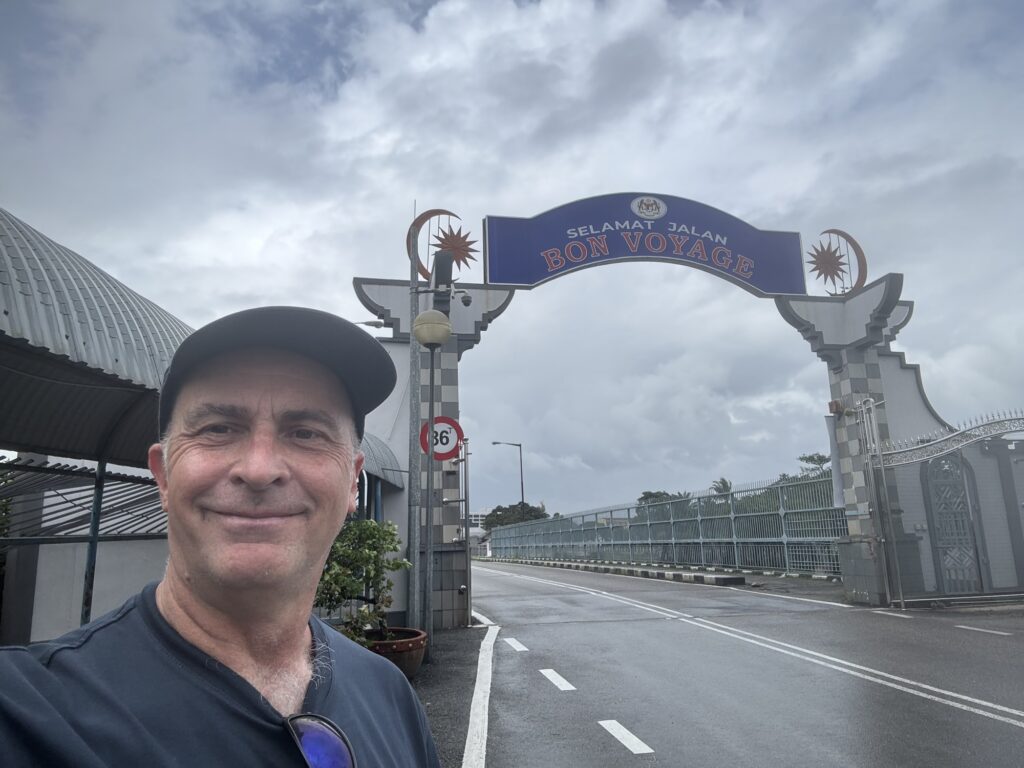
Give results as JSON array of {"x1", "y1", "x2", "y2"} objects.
[{"x1": 1, "y1": 0, "x2": 1020, "y2": 515}]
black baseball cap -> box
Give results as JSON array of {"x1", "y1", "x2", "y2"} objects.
[{"x1": 158, "y1": 306, "x2": 396, "y2": 441}]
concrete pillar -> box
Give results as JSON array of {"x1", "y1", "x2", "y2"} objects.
[
  {"x1": 0, "y1": 453, "x2": 47, "y2": 644},
  {"x1": 355, "y1": 278, "x2": 515, "y2": 628},
  {"x1": 777, "y1": 275, "x2": 912, "y2": 604}
]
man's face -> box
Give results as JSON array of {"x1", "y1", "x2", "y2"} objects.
[{"x1": 148, "y1": 348, "x2": 363, "y2": 596}]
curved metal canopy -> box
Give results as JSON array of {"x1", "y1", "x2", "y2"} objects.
[
  {"x1": 0, "y1": 207, "x2": 193, "y2": 467},
  {"x1": 0, "y1": 207, "x2": 404, "y2": 482},
  {"x1": 360, "y1": 432, "x2": 405, "y2": 489}
]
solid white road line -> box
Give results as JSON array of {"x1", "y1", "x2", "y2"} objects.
[
  {"x1": 462, "y1": 625, "x2": 500, "y2": 768},
  {"x1": 871, "y1": 610, "x2": 912, "y2": 619},
  {"x1": 724, "y1": 588, "x2": 851, "y2": 608},
  {"x1": 598, "y1": 720, "x2": 654, "y2": 755},
  {"x1": 956, "y1": 625, "x2": 1012, "y2": 637},
  {"x1": 503, "y1": 637, "x2": 529, "y2": 651},
  {"x1": 472, "y1": 610, "x2": 495, "y2": 625},
  {"x1": 681, "y1": 616, "x2": 1024, "y2": 729},
  {"x1": 539, "y1": 668, "x2": 576, "y2": 691}
]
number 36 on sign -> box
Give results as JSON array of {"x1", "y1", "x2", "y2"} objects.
[{"x1": 419, "y1": 416, "x2": 464, "y2": 461}]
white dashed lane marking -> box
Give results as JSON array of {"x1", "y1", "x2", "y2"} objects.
[
  {"x1": 871, "y1": 610, "x2": 912, "y2": 619},
  {"x1": 539, "y1": 669, "x2": 576, "y2": 691},
  {"x1": 599, "y1": 720, "x2": 654, "y2": 754},
  {"x1": 503, "y1": 637, "x2": 529, "y2": 651},
  {"x1": 956, "y1": 625, "x2": 1012, "y2": 637}
]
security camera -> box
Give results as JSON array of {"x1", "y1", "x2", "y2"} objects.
[{"x1": 460, "y1": 293, "x2": 473, "y2": 307}]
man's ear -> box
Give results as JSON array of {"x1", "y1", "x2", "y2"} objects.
[
  {"x1": 148, "y1": 443, "x2": 170, "y2": 507},
  {"x1": 348, "y1": 452, "x2": 365, "y2": 514}
]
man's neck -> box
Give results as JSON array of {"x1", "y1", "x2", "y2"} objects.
[{"x1": 155, "y1": 574, "x2": 316, "y2": 714}]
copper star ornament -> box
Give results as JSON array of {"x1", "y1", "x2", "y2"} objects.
[{"x1": 433, "y1": 225, "x2": 478, "y2": 270}]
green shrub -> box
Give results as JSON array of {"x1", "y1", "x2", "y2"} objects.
[{"x1": 316, "y1": 519, "x2": 411, "y2": 646}]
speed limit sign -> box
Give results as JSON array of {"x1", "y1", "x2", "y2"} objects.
[{"x1": 419, "y1": 416, "x2": 464, "y2": 461}]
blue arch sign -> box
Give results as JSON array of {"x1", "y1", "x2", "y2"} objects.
[{"x1": 483, "y1": 193, "x2": 806, "y2": 296}]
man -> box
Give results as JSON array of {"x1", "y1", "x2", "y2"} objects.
[{"x1": 0, "y1": 306, "x2": 441, "y2": 767}]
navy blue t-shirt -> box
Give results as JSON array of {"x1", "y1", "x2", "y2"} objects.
[{"x1": 0, "y1": 583, "x2": 440, "y2": 767}]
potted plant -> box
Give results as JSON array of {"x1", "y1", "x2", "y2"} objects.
[{"x1": 316, "y1": 518, "x2": 427, "y2": 678}]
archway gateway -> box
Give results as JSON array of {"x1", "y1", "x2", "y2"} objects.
[
  {"x1": 354, "y1": 192, "x2": 1022, "y2": 615},
  {"x1": 483, "y1": 193, "x2": 806, "y2": 296}
]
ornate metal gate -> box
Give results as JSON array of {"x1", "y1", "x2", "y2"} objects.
[
  {"x1": 924, "y1": 454, "x2": 981, "y2": 594},
  {"x1": 861, "y1": 404, "x2": 1023, "y2": 604}
]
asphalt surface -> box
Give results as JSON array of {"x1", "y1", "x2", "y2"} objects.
[
  {"x1": 411, "y1": 622, "x2": 486, "y2": 768},
  {"x1": 412, "y1": 561, "x2": 1024, "y2": 767}
]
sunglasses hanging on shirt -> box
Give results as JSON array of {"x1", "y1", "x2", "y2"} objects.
[{"x1": 286, "y1": 713, "x2": 357, "y2": 768}]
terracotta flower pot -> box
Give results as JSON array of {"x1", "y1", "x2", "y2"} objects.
[{"x1": 367, "y1": 627, "x2": 428, "y2": 679}]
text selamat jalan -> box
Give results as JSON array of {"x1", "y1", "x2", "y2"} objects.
[{"x1": 566, "y1": 220, "x2": 728, "y2": 244}]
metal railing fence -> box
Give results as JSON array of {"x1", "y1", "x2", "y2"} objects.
[{"x1": 489, "y1": 475, "x2": 848, "y2": 575}]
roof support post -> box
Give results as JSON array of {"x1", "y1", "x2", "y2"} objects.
[{"x1": 80, "y1": 459, "x2": 107, "y2": 625}]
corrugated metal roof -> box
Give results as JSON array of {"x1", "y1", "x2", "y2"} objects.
[
  {"x1": 0, "y1": 447, "x2": 403, "y2": 548},
  {"x1": 0, "y1": 207, "x2": 193, "y2": 388},
  {"x1": 0, "y1": 207, "x2": 405, "y2": 478},
  {"x1": 360, "y1": 432, "x2": 405, "y2": 489},
  {"x1": 0, "y1": 207, "x2": 194, "y2": 467},
  {"x1": 0, "y1": 458, "x2": 166, "y2": 546}
]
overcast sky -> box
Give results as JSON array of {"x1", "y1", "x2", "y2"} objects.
[{"x1": 2, "y1": 0, "x2": 1022, "y2": 517}]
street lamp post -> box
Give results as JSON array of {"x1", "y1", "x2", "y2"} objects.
[
  {"x1": 492, "y1": 440, "x2": 525, "y2": 510},
  {"x1": 413, "y1": 309, "x2": 451, "y2": 656}
]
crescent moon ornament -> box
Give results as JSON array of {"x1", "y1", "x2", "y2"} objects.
[
  {"x1": 822, "y1": 229, "x2": 867, "y2": 292},
  {"x1": 807, "y1": 228, "x2": 868, "y2": 295},
  {"x1": 407, "y1": 209, "x2": 457, "y2": 281}
]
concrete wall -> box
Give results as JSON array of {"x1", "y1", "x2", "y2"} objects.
[
  {"x1": 28, "y1": 538, "x2": 168, "y2": 642},
  {"x1": 877, "y1": 353, "x2": 946, "y2": 438},
  {"x1": 891, "y1": 463, "x2": 936, "y2": 592},
  {"x1": 433, "y1": 545, "x2": 469, "y2": 629},
  {"x1": 968, "y1": 445, "x2": 1013, "y2": 590},
  {"x1": 363, "y1": 339, "x2": 415, "y2": 623}
]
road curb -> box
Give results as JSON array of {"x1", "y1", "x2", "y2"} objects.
[
  {"x1": 479, "y1": 556, "x2": 842, "y2": 583},
  {"x1": 483, "y1": 557, "x2": 747, "y2": 586}
]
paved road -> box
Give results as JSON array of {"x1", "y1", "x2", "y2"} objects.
[{"x1": 472, "y1": 562, "x2": 1024, "y2": 767}]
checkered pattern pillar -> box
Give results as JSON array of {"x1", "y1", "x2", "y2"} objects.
[
  {"x1": 774, "y1": 274, "x2": 914, "y2": 604},
  {"x1": 417, "y1": 338, "x2": 469, "y2": 629},
  {"x1": 828, "y1": 348, "x2": 891, "y2": 535}
]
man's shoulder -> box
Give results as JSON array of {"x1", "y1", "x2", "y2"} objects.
[
  {"x1": 0, "y1": 588, "x2": 151, "y2": 754},
  {"x1": 0, "y1": 590, "x2": 144, "y2": 669}
]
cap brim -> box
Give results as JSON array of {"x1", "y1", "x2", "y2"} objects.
[{"x1": 158, "y1": 306, "x2": 396, "y2": 440}]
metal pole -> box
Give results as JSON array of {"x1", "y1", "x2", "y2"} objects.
[
  {"x1": 958, "y1": 447, "x2": 986, "y2": 593},
  {"x1": 422, "y1": 345, "x2": 437, "y2": 658},
  {"x1": 627, "y1": 508, "x2": 634, "y2": 564},
  {"x1": 876, "y1": 436, "x2": 906, "y2": 609},
  {"x1": 406, "y1": 252, "x2": 422, "y2": 632},
  {"x1": 669, "y1": 499, "x2": 678, "y2": 566},
  {"x1": 80, "y1": 459, "x2": 106, "y2": 625},
  {"x1": 729, "y1": 489, "x2": 739, "y2": 570},
  {"x1": 461, "y1": 438, "x2": 472, "y2": 626},
  {"x1": 780, "y1": 486, "x2": 791, "y2": 574},
  {"x1": 517, "y1": 443, "x2": 525, "y2": 510},
  {"x1": 859, "y1": 399, "x2": 896, "y2": 607}
]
